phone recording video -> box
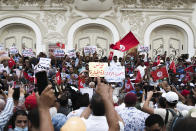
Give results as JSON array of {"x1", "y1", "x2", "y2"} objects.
[{"x1": 35, "y1": 71, "x2": 48, "y2": 95}]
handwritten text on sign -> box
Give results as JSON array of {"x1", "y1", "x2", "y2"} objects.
[
  {"x1": 34, "y1": 58, "x2": 51, "y2": 72},
  {"x1": 53, "y1": 49, "x2": 65, "y2": 57},
  {"x1": 84, "y1": 46, "x2": 97, "y2": 55},
  {"x1": 89, "y1": 62, "x2": 108, "y2": 77},
  {"x1": 66, "y1": 49, "x2": 76, "y2": 58},
  {"x1": 138, "y1": 46, "x2": 149, "y2": 52},
  {"x1": 9, "y1": 47, "x2": 18, "y2": 54},
  {"x1": 104, "y1": 66, "x2": 125, "y2": 82},
  {"x1": 22, "y1": 49, "x2": 34, "y2": 57}
]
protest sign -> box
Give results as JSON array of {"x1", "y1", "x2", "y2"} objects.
[
  {"x1": 89, "y1": 62, "x2": 108, "y2": 77},
  {"x1": 0, "y1": 45, "x2": 4, "y2": 51},
  {"x1": 34, "y1": 58, "x2": 51, "y2": 72},
  {"x1": 9, "y1": 47, "x2": 18, "y2": 54},
  {"x1": 0, "y1": 64, "x2": 4, "y2": 72},
  {"x1": 66, "y1": 49, "x2": 76, "y2": 58},
  {"x1": 53, "y1": 49, "x2": 65, "y2": 57},
  {"x1": 138, "y1": 46, "x2": 149, "y2": 52},
  {"x1": 84, "y1": 46, "x2": 97, "y2": 55},
  {"x1": 0, "y1": 51, "x2": 8, "y2": 57},
  {"x1": 22, "y1": 49, "x2": 34, "y2": 57},
  {"x1": 104, "y1": 66, "x2": 125, "y2": 82}
]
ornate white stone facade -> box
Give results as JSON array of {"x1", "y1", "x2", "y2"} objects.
[{"x1": 0, "y1": 0, "x2": 195, "y2": 58}]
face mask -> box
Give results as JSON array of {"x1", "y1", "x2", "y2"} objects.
[
  {"x1": 130, "y1": 57, "x2": 134, "y2": 60},
  {"x1": 14, "y1": 126, "x2": 28, "y2": 131},
  {"x1": 19, "y1": 66, "x2": 23, "y2": 70}
]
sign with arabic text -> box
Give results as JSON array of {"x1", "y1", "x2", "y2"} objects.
[
  {"x1": 138, "y1": 46, "x2": 149, "y2": 52},
  {"x1": 66, "y1": 49, "x2": 76, "y2": 58},
  {"x1": 9, "y1": 47, "x2": 18, "y2": 54},
  {"x1": 53, "y1": 49, "x2": 65, "y2": 57},
  {"x1": 84, "y1": 46, "x2": 97, "y2": 55},
  {"x1": 104, "y1": 66, "x2": 125, "y2": 82},
  {"x1": 22, "y1": 49, "x2": 34, "y2": 57},
  {"x1": 89, "y1": 62, "x2": 108, "y2": 77}
]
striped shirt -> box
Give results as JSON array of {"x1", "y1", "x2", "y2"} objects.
[{"x1": 0, "y1": 98, "x2": 14, "y2": 130}]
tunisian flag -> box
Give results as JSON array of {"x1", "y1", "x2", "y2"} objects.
[
  {"x1": 184, "y1": 72, "x2": 191, "y2": 84},
  {"x1": 135, "y1": 70, "x2": 142, "y2": 83},
  {"x1": 110, "y1": 31, "x2": 139, "y2": 52},
  {"x1": 78, "y1": 76, "x2": 85, "y2": 90},
  {"x1": 151, "y1": 67, "x2": 169, "y2": 81},
  {"x1": 184, "y1": 66, "x2": 194, "y2": 73},
  {"x1": 169, "y1": 61, "x2": 176, "y2": 74},
  {"x1": 125, "y1": 79, "x2": 134, "y2": 92},
  {"x1": 56, "y1": 71, "x2": 61, "y2": 85},
  {"x1": 56, "y1": 42, "x2": 65, "y2": 49},
  {"x1": 8, "y1": 58, "x2": 16, "y2": 69}
]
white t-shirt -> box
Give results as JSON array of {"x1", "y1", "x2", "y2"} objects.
[
  {"x1": 82, "y1": 115, "x2": 109, "y2": 131},
  {"x1": 82, "y1": 115, "x2": 124, "y2": 131},
  {"x1": 67, "y1": 107, "x2": 87, "y2": 119},
  {"x1": 137, "y1": 65, "x2": 146, "y2": 78},
  {"x1": 176, "y1": 102, "x2": 195, "y2": 111}
]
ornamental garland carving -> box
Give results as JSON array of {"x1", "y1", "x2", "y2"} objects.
[
  {"x1": 0, "y1": 0, "x2": 74, "y2": 8},
  {"x1": 113, "y1": 0, "x2": 190, "y2": 9}
]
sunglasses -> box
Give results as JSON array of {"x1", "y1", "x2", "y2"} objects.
[{"x1": 16, "y1": 120, "x2": 28, "y2": 124}]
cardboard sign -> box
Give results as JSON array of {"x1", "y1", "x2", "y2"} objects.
[
  {"x1": 66, "y1": 49, "x2": 76, "y2": 58},
  {"x1": 138, "y1": 46, "x2": 149, "y2": 52},
  {"x1": 84, "y1": 46, "x2": 97, "y2": 55},
  {"x1": 104, "y1": 66, "x2": 125, "y2": 82},
  {"x1": 22, "y1": 49, "x2": 34, "y2": 57},
  {"x1": 9, "y1": 47, "x2": 18, "y2": 54},
  {"x1": 34, "y1": 58, "x2": 51, "y2": 72},
  {"x1": 89, "y1": 62, "x2": 108, "y2": 77},
  {"x1": 53, "y1": 49, "x2": 65, "y2": 57}
]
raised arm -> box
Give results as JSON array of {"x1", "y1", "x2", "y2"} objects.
[
  {"x1": 96, "y1": 77, "x2": 120, "y2": 131},
  {"x1": 37, "y1": 85, "x2": 56, "y2": 131}
]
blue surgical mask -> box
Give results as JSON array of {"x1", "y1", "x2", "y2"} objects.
[{"x1": 14, "y1": 126, "x2": 28, "y2": 131}]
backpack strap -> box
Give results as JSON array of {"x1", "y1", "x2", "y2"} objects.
[
  {"x1": 165, "y1": 109, "x2": 169, "y2": 124},
  {"x1": 167, "y1": 108, "x2": 177, "y2": 117}
]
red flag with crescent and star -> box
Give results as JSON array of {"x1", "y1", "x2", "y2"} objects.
[
  {"x1": 151, "y1": 67, "x2": 169, "y2": 81},
  {"x1": 110, "y1": 31, "x2": 139, "y2": 52}
]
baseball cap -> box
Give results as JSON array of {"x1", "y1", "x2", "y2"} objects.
[
  {"x1": 164, "y1": 92, "x2": 179, "y2": 103},
  {"x1": 61, "y1": 117, "x2": 86, "y2": 131},
  {"x1": 124, "y1": 92, "x2": 137, "y2": 106},
  {"x1": 25, "y1": 93, "x2": 37, "y2": 111}
]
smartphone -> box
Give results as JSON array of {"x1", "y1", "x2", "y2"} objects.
[{"x1": 35, "y1": 71, "x2": 48, "y2": 95}]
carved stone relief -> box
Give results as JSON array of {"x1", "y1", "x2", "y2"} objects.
[
  {"x1": 41, "y1": 11, "x2": 67, "y2": 31},
  {"x1": 113, "y1": 0, "x2": 191, "y2": 9},
  {"x1": 120, "y1": 10, "x2": 147, "y2": 42}
]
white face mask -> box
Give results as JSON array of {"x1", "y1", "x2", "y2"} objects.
[{"x1": 14, "y1": 126, "x2": 28, "y2": 131}]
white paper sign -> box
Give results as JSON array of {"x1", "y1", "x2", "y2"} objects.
[
  {"x1": 138, "y1": 46, "x2": 149, "y2": 52},
  {"x1": 0, "y1": 51, "x2": 8, "y2": 57},
  {"x1": 0, "y1": 45, "x2": 4, "y2": 51},
  {"x1": 22, "y1": 49, "x2": 34, "y2": 57},
  {"x1": 34, "y1": 58, "x2": 51, "y2": 72},
  {"x1": 84, "y1": 46, "x2": 97, "y2": 55},
  {"x1": 0, "y1": 64, "x2": 4, "y2": 72},
  {"x1": 53, "y1": 49, "x2": 65, "y2": 57},
  {"x1": 104, "y1": 66, "x2": 125, "y2": 82},
  {"x1": 9, "y1": 47, "x2": 18, "y2": 54},
  {"x1": 66, "y1": 49, "x2": 76, "y2": 58}
]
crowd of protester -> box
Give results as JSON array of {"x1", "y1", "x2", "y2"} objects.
[{"x1": 0, "y1": 49, "x2": 196, "y2": 131}]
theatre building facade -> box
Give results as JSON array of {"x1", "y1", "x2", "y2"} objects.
[{"x1": 0, "y1": 0, "x2": 196, "y2": 59}]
